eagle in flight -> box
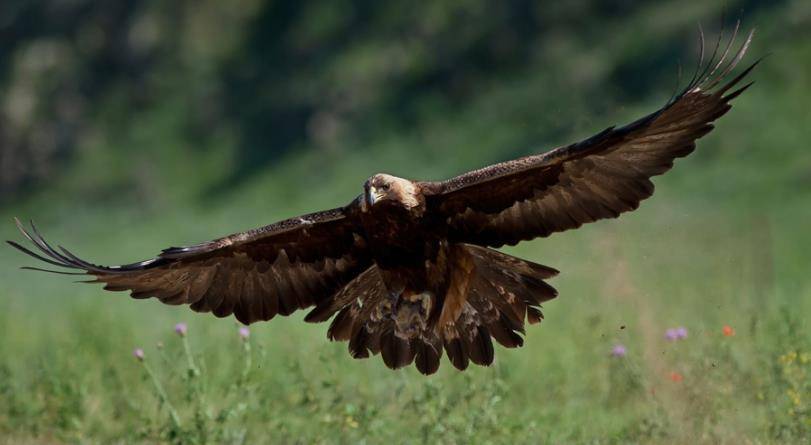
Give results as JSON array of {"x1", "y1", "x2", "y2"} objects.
[{"x1": 9, "y1": 27, "x2": 757, "y2": 375}]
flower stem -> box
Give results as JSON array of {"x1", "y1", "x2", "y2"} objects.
[
  {"x1": 241, "y1": 339, "x2": 252, "y2": 383},
  {"x1": 141, "y1": 360, "x2": 182, "y2": 429},
  {"x1": 182, "y1": 336, "x2": 200, "y2": 377}
]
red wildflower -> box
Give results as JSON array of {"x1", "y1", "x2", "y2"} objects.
[
  {"x1": 669, "y1": 372, "x2": 684, "y2": 382},
  {"x1": 722, "y1": 325, "x2": 735, "y2": 337}
]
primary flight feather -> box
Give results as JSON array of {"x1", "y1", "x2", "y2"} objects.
[{"x1": 9, "y1": 27, "x2": 757, "y2": 375}]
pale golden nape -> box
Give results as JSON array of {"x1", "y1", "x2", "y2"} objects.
[{"x1": 367, "y1": 173, "x2": 422, "y2": 210}]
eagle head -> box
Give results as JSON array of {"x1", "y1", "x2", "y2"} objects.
[{"x1": 363, "y1": 173, "x2": 423, "y2": 212}]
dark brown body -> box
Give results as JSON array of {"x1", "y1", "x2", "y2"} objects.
[
  {"x1": 358, "y1": 193, "x2": 451, "y2": 337},
  {"x1": 338, "y1": 174, "x2": 561, "y2": 372}
]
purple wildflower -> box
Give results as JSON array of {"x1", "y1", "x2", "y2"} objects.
[
  {"x1": 174, "y1": 322, "x2": 188, "y2": 337},
  {"x1": 133, "y1": 348, "x2": 145, "y2": 361},
  {"x1": 611, "y1": 344, "x2": 627, "y2": 357},
  {"x1": 239, "y1": 326, "x2": 250, "y2": 340},
  {"x1": 665, "y1": 328, "x2": 679, "y2": 341},
  {"x1": 675, "y1": 326, "x2": 688, "y2": 339}
]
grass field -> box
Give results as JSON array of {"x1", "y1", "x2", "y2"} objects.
[
  {"x1": 1, "y1": 2, "x2": 810, "y2": 444},
  {"x1": 1, "y1": 187, "x2": 809, "y2": 444},
  {"x1": 2, "y1": 121, "x2": 809, "y2": 444}
]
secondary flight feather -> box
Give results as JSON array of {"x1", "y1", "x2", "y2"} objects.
[{"x1": 9, "y1": 26, "x2": 757, "y2": 374}]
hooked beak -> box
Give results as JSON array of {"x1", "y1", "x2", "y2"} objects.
[
  {"x1": 368, "y1": 186, "x2": 382, "y2": 205},
  {"x1": 363, "y1": 185, "x2": 378, "y2": 211}
]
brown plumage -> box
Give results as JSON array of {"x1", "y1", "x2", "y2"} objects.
[{"x1": 8, "y1": 26, "x2": 757, "y2": 375}]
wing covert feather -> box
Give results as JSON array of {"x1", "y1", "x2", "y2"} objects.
[
  {"x1": 8, "y1": 201, "x2": 371, "y2": 325},
  {"x1": 422, "y1": 28, "x2": 757, "y2": 247}
]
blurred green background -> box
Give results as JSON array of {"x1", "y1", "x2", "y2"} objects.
[{"x1": 1, "y1": 0, "x2": 809, "y2": 443}]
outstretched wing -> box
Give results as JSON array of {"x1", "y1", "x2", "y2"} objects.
[
  {"x1": 8, "y1": 202, "x2": 370, "y2": 325},
  {"x1": 421, "y1": 26, "x2": 758, "y2": 247}
]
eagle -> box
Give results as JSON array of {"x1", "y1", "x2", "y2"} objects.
[{"x1": 9, "y1": 27, "x2": 757, "y2": 375}]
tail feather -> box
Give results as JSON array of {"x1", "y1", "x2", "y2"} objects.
[
  {"x1": 466, "y1": 326, "x2": 495, "y2": 366},
  {"x1": 380, "y1": 331, "x2": 415, "y2": 369},
  {"x1": 316, "y1": 245, "x2": 557, "y2": 374},
  {"x1": 436, "y1": 244, "x2": 556, "y2": 371},
  {"x1": 414, "y1": 339, "x2": 442, "y2": 374},
  {"x1": 526, "y1": 306, "x2": 544, "y2": 324},
  {"x1": 443, "y1": 326, "x2": 470, "y2": 371},
  {"x1": 487, "y1": 314, "x2": 525, "y2": 348},
  {"x1": 348, "y1": 320, "x2": 373, "y2": 359},
  {"x1": 327, "y1": 305, "x2": 356, "y2": 341}
]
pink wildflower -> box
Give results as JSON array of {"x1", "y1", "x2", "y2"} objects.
[
  {"x1": 239, "y1": 326, "x2": 250, "y2": 340},
  {"x1": 611, "y1": 344, "x2": 627, "y2": 357},
  {"x1": 174, "y1": 322, "x2": 188, "y2": 337}
]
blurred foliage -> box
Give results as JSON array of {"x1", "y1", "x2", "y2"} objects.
[{"x1": 2, "y1": 0, "x2": 802, "y2": 204}]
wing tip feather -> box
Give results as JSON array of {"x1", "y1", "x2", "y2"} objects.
[{"x1": 8, "y1": 218, "x2": 170, "y2": 275}]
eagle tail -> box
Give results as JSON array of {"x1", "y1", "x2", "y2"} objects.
[
  {"x1": 309, "y1": 245, "x2": 558, "y2": 375},
  {"x1": 437, "y1": 244, "x2": 558, "y2": 372},
  {"x1": 316, "y1": 266, "x2": 445, "y2": 374}
]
